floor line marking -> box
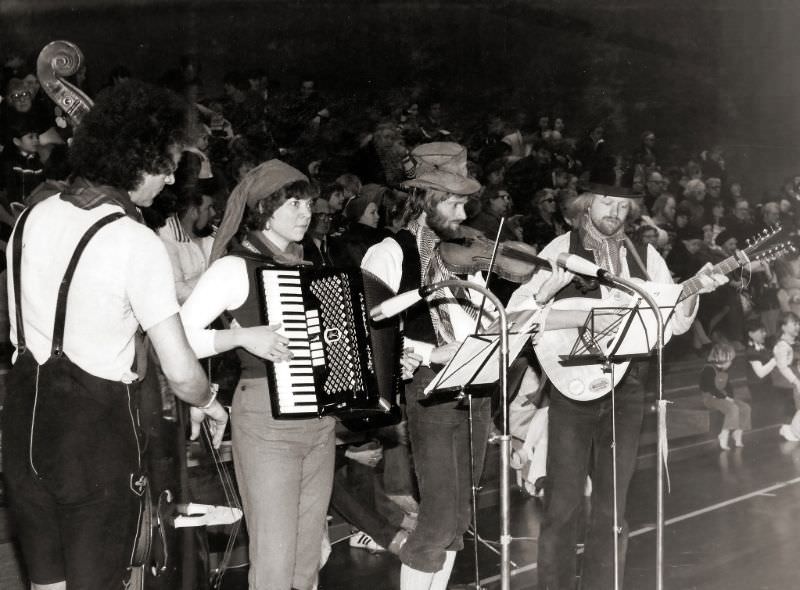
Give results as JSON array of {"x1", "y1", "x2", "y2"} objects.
[{"x1": 478, "y1": 476, "x2": 800, "y2": 586}]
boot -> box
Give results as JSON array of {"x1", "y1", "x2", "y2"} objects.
[
  {"x1": 718, "y1": 429, "x2": 730, "y2": 450},
  {"x1": 732, "y1": 429, "x2": 744, "y2": 447}
]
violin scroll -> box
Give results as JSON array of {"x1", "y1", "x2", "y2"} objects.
[{"x1": 37, "y1": 40, "x2": 93, "y2": 127}]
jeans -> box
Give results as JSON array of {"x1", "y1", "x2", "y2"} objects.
[
  {"x1": 399, "y1": 367, "x2": 492, "y2": 572},
  {"x1": 537, "y1": 373, "x2": 645, "y2": 590},
  {"x1": 232, "y1": 378, "x2": 336, "y2": 590}
]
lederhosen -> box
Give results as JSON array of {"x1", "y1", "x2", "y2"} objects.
[{"x1": 1, "y1": 208, "x2": 146, "y2": 589}]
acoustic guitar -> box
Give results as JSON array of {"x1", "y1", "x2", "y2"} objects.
[{"x1": 533, "y1": 227, "x2": 794, "y2": 401}]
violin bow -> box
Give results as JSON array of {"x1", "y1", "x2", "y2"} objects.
[
  {"x1": 471, "y1": 219, "x2": 506, "y2": 334},
  {"x1": 201, "y1": 418, "x2": 244, "y2": 590}
]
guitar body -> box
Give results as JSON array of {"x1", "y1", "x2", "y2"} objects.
[
  {"x1": 533, "y1": 296, "x2": 632, "y2": 401},
  {"x1": 533, "y1": 226, "x2": 794, "y2": 401}
]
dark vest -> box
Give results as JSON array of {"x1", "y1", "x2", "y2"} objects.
[
  {"x1": 392, "y1": 229, "x2": 437, "y2": 345},
  {"x1": 553, "y1": 229, "x2": 649, "y2": 302},
  {"x1": 227, "y1": 252, "x2": 273, "y2": 380}
]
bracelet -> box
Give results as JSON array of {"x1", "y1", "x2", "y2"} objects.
[{"x1": 197, "y1": 387, "x2": 218, "y2": 410}]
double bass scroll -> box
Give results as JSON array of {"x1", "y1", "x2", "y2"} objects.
[{"x1": 36, "y1": 40, "x2": 93, "y2": 127}]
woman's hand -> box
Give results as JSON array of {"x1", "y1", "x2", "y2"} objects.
[{"x1": 239, "y1": 324, "x2": 293, "y2": 363}]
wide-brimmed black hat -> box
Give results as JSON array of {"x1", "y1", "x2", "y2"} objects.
[{"x1": 582, "y1": 183, "x2": 644, "y2": 199}]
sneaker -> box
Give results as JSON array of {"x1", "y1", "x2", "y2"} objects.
[
  {"x1": 718, "y1": 432, "x2": 731, "y2": 451},
  {"x1": 349, "y1": 531, "x2": 385, "y2": 553},
  {"x1": 780, "y1": 424, "x2": 800, "y2": 442}
]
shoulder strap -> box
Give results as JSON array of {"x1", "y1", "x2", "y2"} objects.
[
  {"x1": 51, "y1": 213, "x2": 125, "y2": 358},
  {"x1": 11, "y1": 206, "x2": 36, "y2": 352}
]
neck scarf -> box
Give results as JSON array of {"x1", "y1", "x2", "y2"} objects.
[
  {"x1": 581, "y1": 216, "x2": 626, "y2": 275},
  {"x1": 59, "y1": 176, "x2": 143, "y2": 223},
  {"x1": 407, "y1": 218, "x2": 478, "y2": 345},
  {"x1": 240, "y1": 230, "x2": 307, "y2": 266}
]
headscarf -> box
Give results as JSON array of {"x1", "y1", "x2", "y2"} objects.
[{"x1": 210, "y1": 159, "x2": 307, "y2": 263}]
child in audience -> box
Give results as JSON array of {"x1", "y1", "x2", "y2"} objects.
[
  {"x1": 744, "y1": 317, "x2": 777, "y2": 392},
  {"x1": 772, "y1": 312, "x2": 800, "y2": 441},
  {"x1": 699, "y1": 342, "x2": 752, "y2": 450}
]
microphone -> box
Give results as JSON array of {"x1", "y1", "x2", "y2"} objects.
[
  {"x1": 555, "y1": 253, "x2": 611, "y2": 279},
  {"x1": 370, "y1": 284, "x2": 440, "y2": 321}
]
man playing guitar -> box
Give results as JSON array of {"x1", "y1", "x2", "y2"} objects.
[{"x1": 508, "y1": 184, "x2": 727, "y2": 590}]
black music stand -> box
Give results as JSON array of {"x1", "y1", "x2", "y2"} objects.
[
  {"x1": 425, "y1": 310, "x2": 538, "y2": 590},
  {"x1": 560, "y1": 290, "x2": 680, "y2": 590}
]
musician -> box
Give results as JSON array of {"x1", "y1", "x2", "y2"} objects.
[
  {"x1": 180, "y1": 159, "x2": 334, "y2": 590},
  {"x1": 1, "y1": 80, "x2": 227, "y2": 590},
  {"x1": 362, "y1": 141, "x2": 520, "y2": 590},
  {"x1": 508, "y1": 184, "x2": 727, "y2": 590}
]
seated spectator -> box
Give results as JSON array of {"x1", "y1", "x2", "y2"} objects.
[
  {"x1": 1, "y1": 120, "x2": 44, "y2": 207},
  {"x1": 774, "y1": 254, "x2": 800, "y2": 317},
  {"x1": 699, "y1": 342, "x2": 751, "y2": 450},
  {"x1": 723, "y1": 197, "x2": 757, "y2": 244},
  {"x1": 301, "y1": 197, "x2": 337, "y2": 266},
  {"x1": 349, "y1": 122, "x2": 406, "y2": 187},
  {"x1": 772, "y1": 312, "x2": 800, "y2": 440},
  {"x1": 465, "y1": 186, "x2": 517, "y2": 242},
  {"x1": 744, "y1": 317, "x2": 777, "y2": 393},
  {"x1": 758, "y1": 201, "x2": 782, "y2": 233},
  {"x1": 650, "y1": 193, "x2": 677, "y2": 235},
  {"x1": 681, "y1": 178, "x2": 707, "y2": 228},
  {"x1": 334, "y1": 185, "x2": 391, "y2": 268},
  {"x1": 521, "y1": 188, "x2": 566, "y2": 251}
]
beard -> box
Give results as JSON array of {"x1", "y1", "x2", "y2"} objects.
[{"x1": 426, "y1": 208, "x2": 462, "y2": 240}]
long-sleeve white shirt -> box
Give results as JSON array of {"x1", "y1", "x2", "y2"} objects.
[{"x1": 508, "y1": 232, "x2": 697, "y2": 337}]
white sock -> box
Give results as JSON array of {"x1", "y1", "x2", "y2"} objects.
[
  {"x1": 400, "y1": 564, "x2": 434, "y2": 590},
  {"x1": 429, "y1": 551, "x2": 457, "y2": 590}
]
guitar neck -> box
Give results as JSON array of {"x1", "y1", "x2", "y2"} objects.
[{"x1": 680, "y1": 254, "x2": 742, "y2": 300}]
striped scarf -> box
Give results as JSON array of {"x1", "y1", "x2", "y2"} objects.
[{"x1": 581, "y1": 217, "x2": 626, "y2": 275}]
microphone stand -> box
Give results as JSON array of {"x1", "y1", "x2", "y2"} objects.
[
  {"x1": 600, "y1": 274, "x2": 665, "y2": 590},
  {"x1": 420, "y1": 279, "x2": 512, "y2": 590}
]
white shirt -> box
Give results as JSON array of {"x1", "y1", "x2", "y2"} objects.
[
  {"x1": 361, "y1": 236, "x2": 496, "y2": 366},
  {"x1": 181, "y1": 256, "x2": 250, "y2": 359},
  {"x1": 7, "y1": 195, "x2": 179, "y2": 382},
  {"x1": 508, "y1": 231, "x2": 697, "y2": 337}
]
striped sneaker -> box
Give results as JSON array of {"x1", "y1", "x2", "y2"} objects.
[{"x1": 349, "y1": 531, "x2": 385, "y2": 553}]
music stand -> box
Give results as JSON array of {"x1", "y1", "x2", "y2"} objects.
[
  {"x1": 561, "y1": 281, "x2": 681, "y2": 590},
  {"x1": 424, "y1": 310, "x2": 539, "y2": 396},
  {"x1": 425, "y1": 310, "x2": 538, "y2": 590}
]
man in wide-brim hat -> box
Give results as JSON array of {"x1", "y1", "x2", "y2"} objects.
[
  {"x1": 508, "y1": 183, "x2": 728, "y2": 590},
  {"x1": 362, "y1": 142, "x2": 496, "y2": 589}
]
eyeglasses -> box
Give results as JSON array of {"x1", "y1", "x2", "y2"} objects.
[
  {"x1": 313, "y1": 213, "x2": 333, "y2": 220},
  {"x1": 541, "y1": 197, "x2": 556, "y2": 204},
  {"x1": 9, "y1": 91, "x2": 31, "y2": 100}
]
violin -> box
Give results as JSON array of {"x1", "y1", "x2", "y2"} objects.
[{"x1": 439, "y1": 229, "x2": 551, "y2": 284}]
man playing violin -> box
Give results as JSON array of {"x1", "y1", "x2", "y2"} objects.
[
  {"x1": 362, "y1": 142, "x2": 495, "y2": 590},
  {"x1": 508, "y1": 184, "x2": 727, "y2": 590}
]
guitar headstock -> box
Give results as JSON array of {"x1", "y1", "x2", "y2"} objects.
[{"x1": 743, "y1": 225, "x2": 797, "y2": 264}]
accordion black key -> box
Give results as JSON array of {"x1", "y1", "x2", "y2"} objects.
[{"x1": 256, "y1": 266, "x2": 401, "y2": 423}]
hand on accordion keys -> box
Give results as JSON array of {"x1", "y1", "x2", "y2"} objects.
[{"x1": 239, "y1": 323, "x2": 294, "y2": 363}]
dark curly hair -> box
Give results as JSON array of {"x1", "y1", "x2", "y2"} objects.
[{"x1": 69, "y1": 80, "x2": 191, "y2": 191}]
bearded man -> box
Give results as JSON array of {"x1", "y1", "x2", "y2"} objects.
[
  {"x1": 509, "y1": 185, "x2": 727, "y2": 590},
  {"x1": 361, "y1": 142, "x2": 496, "y2": 590}
]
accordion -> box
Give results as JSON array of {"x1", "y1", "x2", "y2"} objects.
[{"x1": 256, "y1": 265, "x2": 402, "y2": 423}]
